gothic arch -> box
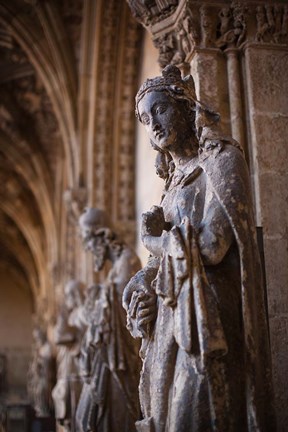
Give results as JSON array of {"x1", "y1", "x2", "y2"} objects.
[
  {"x1": 0, "y1": 130, "x2": 58, "y2": 272},
  {"x1": 0, "y1": 0, "x2": 79, "y2": 186}
]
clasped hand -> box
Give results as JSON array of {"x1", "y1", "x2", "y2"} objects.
[
  {"x1": 141, "y1": 205, "x2": 169, "y2": 257},
  {"x1": 123, "y1": 263, "x2": 159, "y2": 337}
]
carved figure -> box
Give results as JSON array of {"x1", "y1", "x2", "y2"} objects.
[
  {"x1": 216, "y1": 3, "x2": 246, "y2": 48},
  {"x1": 256, "y1": 5, "x2": 269, "y2": 42},
  {"x1": 28, "y1": 327, "x2": 55, "y2": 417},
  {"x1": 177, "y1": 23, "x2": 191, "y2": 57},
  {"x1": 282, "y1": 5, "x2": 288, "y2": 37},
  {"x1": 52, "y1": 280, "x2": 86, "y2": 432},
  {"x1": 76, "y1": 208, "x2": 142, "y2": 432},
  {"x1": 273, "y1": 5, "x2": 283, "y2": 44},
  {"x1": 200, "y1": 5, "x2": 214, "y2": 47},
  {"x1": 123, "y1": 65, "x2": 275, "y2": 432},
  {"x1": 218, "y1": 7, "x2": 231, "y2": 36},
  {"x1": 232, "y1": 3, "x2": 246, "y2": 46},
  {"x1": 154, "y1": 33, "x2": 175, "y2": 68},
  {"x1": 183, "y1": 12, "x2": 199, "y2": 43},
  {"x1": 265, "y1": 5, "x2": 275, "y2": 33},
  {"x1": 127, "y1": 0, "x2": 177, "y2": 26}
]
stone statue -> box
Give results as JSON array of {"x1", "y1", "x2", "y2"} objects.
[
  {"x1": 52, "y1": 280, "x2": 86, "y2": 432},
  {"x1": 28, "y1": 326, "x2": 55, "y2": 417},
  {"x1": 123, "y1": 65, "x2": 275, "y2": 432},
  {"x1": 76, "y1": 208, "x2": 142, "y2": 432}
]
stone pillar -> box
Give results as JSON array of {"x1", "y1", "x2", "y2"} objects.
[
  {"x1": 244, "y1": 44, "x2": 288, "y2": 431},
  {"x1": 190, "y1": 48, "x2": 231, "y2": 135},
  {"x1": 225, "y1": 48, "x2": 246, "y2": 149}
]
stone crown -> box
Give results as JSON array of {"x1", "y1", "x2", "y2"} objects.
[{"x1": 135, "y1": 65, "x2": 197, "y2": 117}]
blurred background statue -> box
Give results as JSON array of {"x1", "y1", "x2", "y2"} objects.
[
  {"x1": 28, "y1": 326, "x2": 55, "y2": 418},
  {"x1": 76, "y1": 208, "x2": 142, "y2": 432},
  {"x1": 52, "y1": 279, "x2": 86, "y2": 432}
]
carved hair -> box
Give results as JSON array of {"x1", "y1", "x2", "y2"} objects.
[
  {"x1": 79, "y1": 207, "x2": 124, "y2": 258},
  {"x1": 135, "y1": 65, "x2": 197, "y2": 118},
  {"x1": 79, "y1": 207, "x2": 111, "y2": 231},
  {"x1": 135, "y1": 65, "x2": 222, "y2": 149}
]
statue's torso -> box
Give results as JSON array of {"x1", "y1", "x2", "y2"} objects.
[{"x1": 161, "y1": 164, "x2": 206, "y2": 231}]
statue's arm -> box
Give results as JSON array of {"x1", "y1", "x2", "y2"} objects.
[
  {"x1": 123, "y1": 256, "x2": 159, "y2": 337},
  {"x1": 141, "y1": 205, "x2": 170, "y2": 257},
  {"x1": 122, "y1": 255, "x2": 159, "y2": 311},
  {"x1": 140, "y1": 194, "x2": 234, "y2": 265}
]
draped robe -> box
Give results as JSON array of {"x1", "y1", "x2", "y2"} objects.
[
  {"x1": 129, "y1": 144, "x2": 274, "y2": 432},
  {"x1": 76, "y1": 248, "x2": 141, "y2": 432}
]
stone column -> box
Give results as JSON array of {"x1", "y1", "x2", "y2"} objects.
[
  {"x1": 190, "y1": 48, "x2": 231, "y2": 135},
  {"x1": 225, "y1": 48, "x2": 246, "y2": 150},
  {"x1": 244, "y1": 43, "x2": 288, "y2": 431}
]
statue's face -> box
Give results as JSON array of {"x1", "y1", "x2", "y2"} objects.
[
  {"x1": 91, "y1": 235, "x2": 107, "y2": 271},
  {"x1": 80, "y1": 226, "x2": 93, "y2": 248},
  {"x1": 138, "y1": 90, "x2": 193, "y2": 152},
  {"x1": 80, "y1": 225, "x2": 107, "y2": 271},
  {"x1": 64, "y1": 287, "x2": 75, "y2": 311}
]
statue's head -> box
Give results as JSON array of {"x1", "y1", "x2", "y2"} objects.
[
  {"x1": 135, "y1": 65, "x2": 226, "y2": 178},
  {"x1": 79, "y1": 208, "x2": 113, "y2": 271},
  {"x1": 136, "y1": 65, "x2": 197, "y2": 111},
  {"x1": 136, "y1": 65, "x2": 198, "y2": 153},
  {"x1": 64, "y1": 279, "x2": 84, "y2": 311}
]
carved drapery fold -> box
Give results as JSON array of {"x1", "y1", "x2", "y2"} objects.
[{"x1": 126, "y1": 2, "x2": 288, "y2": 430}]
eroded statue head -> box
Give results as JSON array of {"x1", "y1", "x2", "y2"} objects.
[
  {"x1": 79, "y1": 207, "x2": 112, "y2": 271},
  {"x1": 64, "y1": 279, "x2": 84, "y2": 311}
]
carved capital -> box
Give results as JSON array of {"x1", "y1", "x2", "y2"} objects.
[
  {"x1": 127, "y1": 0, "x2": 179, "y2": 27},
  {"x1": 127, "y1": 1, "x2": 288, "y2": 68}
]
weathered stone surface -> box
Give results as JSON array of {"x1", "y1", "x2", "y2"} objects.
[
  {"x1": 124, "y1": 65, "x2": 274, "y2": 432},
  {"x1": 245, "y1": 46, "x2": 288, "y2": 115},
  {"x1": 191, "y1": 49, "x2": 231, "y2": 134},
  {"x1": 244, "y1": 43, "x2": 288, "y2": 432},
  {"x1": 251, "y1": 113, "x2": 288, "y2": 173},
  {"x1": 259, "y1": 172, "x2": 288, "y2": 237},
  {"x1": 264, "y1": 237, "x2": 288, "y2": 316},
  {"x1": 269, "y1": 315, "x2": 288, "y2": 432}
]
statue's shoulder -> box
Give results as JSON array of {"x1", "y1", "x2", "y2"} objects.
[
  {"x1": 200, "y1": 143, "x2": 247, "y2": 178},
  {"x1": 200, "y1": 143, "x2": 252, "y2": 211}
]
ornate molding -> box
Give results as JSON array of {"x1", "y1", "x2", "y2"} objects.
[
  {"x1": 80, "y1": 0, "x2": 141, "y2": 244},
  {"x1": 115, "y1": 8, "x2": 142, "y2": 228},
  {"x1": 92, "y1": 0, "x2": 122, "y2": 210},
  {"x1": 127, "y1": 1, "x2": 288, "y2": 68},
  {"x1": 127, "y1": 0, "x2": 179, "y2": 27}
]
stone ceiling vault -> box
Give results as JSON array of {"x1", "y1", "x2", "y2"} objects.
[{"x1": 0, "y1": 0, "x2": 143, "y2": 320}]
